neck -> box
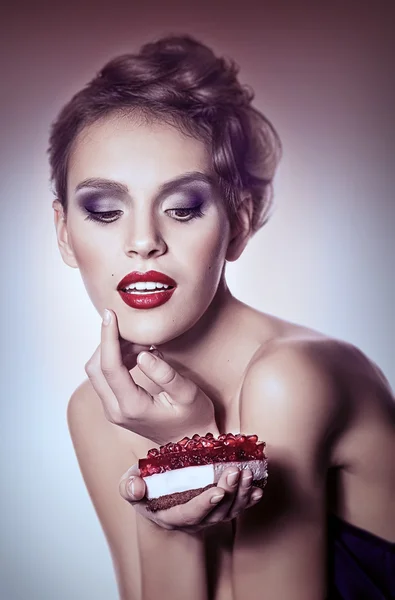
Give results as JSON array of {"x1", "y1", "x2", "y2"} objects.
[
  {"x1": 157, "y1": 276, "x2": 237, "y2": 363},
  {"x1": 154, "y1": 276, "x2": 258, "y2": 410}
]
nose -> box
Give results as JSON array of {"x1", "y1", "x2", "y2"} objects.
[{"x1": 123, "y1": 212, "x2": 167, "y2": 259}]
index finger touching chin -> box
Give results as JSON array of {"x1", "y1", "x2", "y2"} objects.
[
  {"x1": 100, "y1": 309, "x2": 142, "y2": 391},
  {"x1": 101, "y1": 309, "x2": 149, "y2": 375}
]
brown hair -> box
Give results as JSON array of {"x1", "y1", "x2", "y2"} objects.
[{"x1": 48, "y1": 34, "x2": 282, "y2": 234}]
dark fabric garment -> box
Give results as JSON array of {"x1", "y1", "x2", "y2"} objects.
[{"x1": 327, "y1": 514, "x2": 395, "y2": 599}]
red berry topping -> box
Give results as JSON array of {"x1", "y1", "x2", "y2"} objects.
[
  {"x1": 201, "y1": 439, "x2": 214, "y2": 448},
  {"x1": 138, "y1": 432, "x2": 266, "y2": 476},
  {"x1": 223, "y1": 437, "x2": 236, "y2": 446},
  {"x1": 147, "y1": 448, "x2": 160, "y2": 457}
]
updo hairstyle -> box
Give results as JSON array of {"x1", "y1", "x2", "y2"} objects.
[{"x1": 48, "y1": 34, "x2": 282, "y2": 234}]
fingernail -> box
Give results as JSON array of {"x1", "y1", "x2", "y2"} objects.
[
  {"x1": 137, "y1": 352, "x2": 156, "y2": 369},
  {"x1": 243, "y1": 473, "x2": 253, "y2": 487},
  {"x1": 227, "y1": 470, "x2": 240, "y2": 486},
  {"x1": 210, "y1": 492, "x2": 225, "y2": 504},
  {"x1": 128, "y1": 477, "x2": 136, "y2": 497},
  {"x1": 251, "y1": 489, "x2": 263, "y2": 502},
  {"x1": 102, "y1": 309, "x2": 111, "y2": 326}
]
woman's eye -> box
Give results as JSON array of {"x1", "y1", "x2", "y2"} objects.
[
  {"x1": 85, "y1": 211, "x2": 122, "y2": 224},
  {"x1": 166, "y1": 206, "x2": 204, "y2": 221},
  {"x1": 84, "y1": 206, "x2": 204, "y2": 225}
]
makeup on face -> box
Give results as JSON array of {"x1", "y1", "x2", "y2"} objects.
[
  {"x1": 117, "y1": 270, "x2": 177, "y2": 309},
  {"x1": 63, "y1": 119, "x2": 233, "y2": 346},
  {"x1": 73, "y1": 171, "x2": 219, "y2": 224}
]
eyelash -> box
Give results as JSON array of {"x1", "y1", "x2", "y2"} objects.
[{"x1": 85, "y1": 206, "x2": 205, "y2": 225}]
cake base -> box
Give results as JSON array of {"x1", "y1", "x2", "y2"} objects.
[{"x1": 146, "y1": 477, "x2": 267, "y2": 512}]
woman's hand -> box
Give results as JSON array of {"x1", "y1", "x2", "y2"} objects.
[
  {"x1": 119, "y1": 464, "x2": 264, "y2": 534},
  {"x1": 84, "y1": 308, "x2": 218, "y2": 445}
]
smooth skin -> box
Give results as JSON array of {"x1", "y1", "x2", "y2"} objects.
[
  {"x1": 55, "y1": 114, "x2": 395, "y2": 600},
  {"x1": 119, "y1": 463, "x2": 263, "y2": 534},
  {"x1": 86, "y1": 308, "x2": 264, "y2": 533}
]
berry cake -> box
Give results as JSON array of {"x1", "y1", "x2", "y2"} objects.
[{"x1": 138, "y1": 432, "x2": 268, "y2": 512}]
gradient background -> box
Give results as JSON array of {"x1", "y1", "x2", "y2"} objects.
[{"x1": 1, "y1": 1, "x2": 394, "y2": 598}]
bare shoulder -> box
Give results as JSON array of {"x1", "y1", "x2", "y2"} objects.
[
  {"x1": 241, "y1": 335, "x2": 343, "y2": 449},
  {"x1": 240, "y1": 328, "x2": 395, "y2": 464},
  {"x1": 243, "y1": 324, "x2": 394, "y2": 414}
]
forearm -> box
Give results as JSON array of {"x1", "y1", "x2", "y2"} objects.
[{"x1": 136, "y1": 514, "x2": 208, "y2": 600}]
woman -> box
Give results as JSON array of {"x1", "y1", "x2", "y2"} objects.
[{"x1": 50, "y1": 35, "x2": 395, "y2": 600}]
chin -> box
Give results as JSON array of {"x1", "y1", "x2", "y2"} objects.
[
  {"x1": 114, "y1": 300, "x2": 206, "y2": 346},
  {"x1": 117, "y1": 322, "x2": 182, "y2": 348}
]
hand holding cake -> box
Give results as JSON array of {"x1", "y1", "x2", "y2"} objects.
[
  {"x1": 120, "y1": 435, "x2": 267, "y2": 532},
  {"x1": 139, "y1": 432, "x2": 268, "y2": 511}
]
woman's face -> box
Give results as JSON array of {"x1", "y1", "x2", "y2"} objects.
[{"x1": 58, "y1": 114, "x2": 234, "y2": 346}]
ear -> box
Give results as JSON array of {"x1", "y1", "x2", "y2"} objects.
[
  {"x1": 52, "y1": 200, "x2": 79, "y2": 269},
  {"x1": 225, "y1": 193, "x2": 253, "y2": 262}
]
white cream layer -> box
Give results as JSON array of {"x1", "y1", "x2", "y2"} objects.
[{"x1": 143, "y1": 459, "x2": 268, "y2": 500}]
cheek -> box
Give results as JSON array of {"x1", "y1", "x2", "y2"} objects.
[
  {"x1": 69, "y1": 222, "x2": 110, "y2": 268},
  {"x1": 72, "y1": 237, "x2": 102, "y2": 272},
  {"x1": 177, "y1": 223, "x2": 229, "y2": 283},
  {"x1": 69, "y1": 232, "x2": 113, "y2": 299}
]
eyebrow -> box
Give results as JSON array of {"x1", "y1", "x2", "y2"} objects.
[{"x1": 74, "y1": 171, "x2": 217, "y2": 201}]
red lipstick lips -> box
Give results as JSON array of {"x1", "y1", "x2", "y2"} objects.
[{"x1": 117, "y1": 270, "x2": 177, "y2": 310}]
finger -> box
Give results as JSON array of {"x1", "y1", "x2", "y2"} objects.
[
  {"x1": 119, "y1": 466, "x2": 147, "y2": 503},
  {"x1": 200, "y1": 467, "x2": 242, "y2": 524},
  {"x1": 100, "y1": 309, "x2": 153, "y2": 417},
  {"x1": 153, "y1": 486, "x2": 226, "y2": 529},
  {"x1": 85, "y1": 312, "x2": 154, "y2": 422},
  {"x1": 225, "y1": 468, "x2": 253, "y2": 521},
  {"x1": 119, "y1": 336, "x2": 153, "y2": 372},
  {"x1": 245, "y1": 486, "x2": 264, "y2": 509},
  {"x1": 136, "y1": 351, "x2": 196, "y2": 404},
  {"x1": 119, "y1": 476, "x2": 146, "y2": 503},
  {"x1": 84, "y1": 343, "x2": 121, "y2": 420}
]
